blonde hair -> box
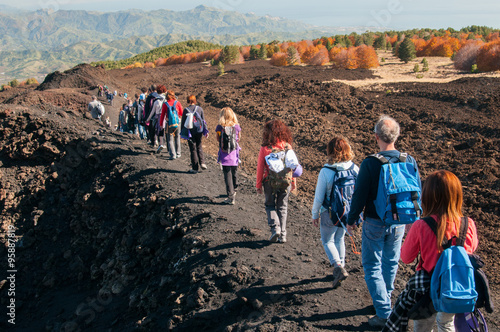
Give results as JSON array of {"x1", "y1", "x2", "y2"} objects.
[{"x1": 219, "y1": 107, "x2": 238, "y2": 127}]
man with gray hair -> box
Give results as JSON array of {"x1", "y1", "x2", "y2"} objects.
[{"x1": 346, "y1": 115, "x2": 421, "y2": 327}]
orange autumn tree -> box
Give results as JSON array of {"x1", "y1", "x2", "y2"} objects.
[
  {"x1": 356, "y1": 45, "x2": 379, "y2": 69},
  {"x1": 476, "y1": 40, "x2": 500, "y2": 72},
  {"x1": 301, "y1": 45, "x2": 319, "y2": 64},
  {"x1": 270, "y1": 52, "x2": 288, "y2": 66},
  {"x1": 308, "y1": 48, "x2": 329, "y2": 66},
  {"x1": 328, "y1": 46, "x2": 344, "y2": 62}
]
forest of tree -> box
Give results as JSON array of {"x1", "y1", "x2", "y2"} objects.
[{"x1": 92, "y1": 27, "x2": 500, "y2": 73}]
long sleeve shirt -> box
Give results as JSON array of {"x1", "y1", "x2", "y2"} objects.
[
  {"x1": 401, "y1": 215, "x2": 478, "y2": 274},
  {"x1": 256, "y1": 141, "x2": 290, "y2": 190}
]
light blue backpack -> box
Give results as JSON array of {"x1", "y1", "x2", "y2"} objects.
[
  {"x1": 424, "y1": 216, "x2": 478, "y2": 314},
  {"x1": 370, "y1": 153, "x2": 422, "y2": 224}
]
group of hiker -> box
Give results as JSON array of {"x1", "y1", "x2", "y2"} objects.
[
  {"x1": 88, "y1": 86, "x2": 490, "y2": 331},
  {"x1": 308, "y1": 115, "x2": 489, "y2": 331}
]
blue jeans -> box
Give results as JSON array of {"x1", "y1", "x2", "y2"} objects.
[
  {"x1": 137, "y1": 124, "x2": 147, "y2": 139},
  {"x1": 362, "y1": 217, "x2": 405, "y2": 319},
  {"x1": 320, "y1": 210, "x2": 346, "y2": 267}
]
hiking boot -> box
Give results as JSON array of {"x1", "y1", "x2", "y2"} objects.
[
  {"x1": 368, "y1": 315, "x2": 387, "y2": 328},
  {"x1": 269, "y1": 231, "x2": 279, "y2": 243},
  {"x1": 156, "y1": 145, "x2": 164, "y2": 154},
  {"x1": 187, "y1": 169, "x2": 198, "y2": 174},
  {"x1": 224, "y1": 193, "x2": 235, "y2": 205},
  {"x1": 332, "y1": 266, "x2": 348, "y2": 288},
  {"x1": 201, "y1": 163, "x2": 207, "y2": 170}
]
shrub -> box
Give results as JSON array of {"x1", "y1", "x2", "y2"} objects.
[
  {"x1": 413, "y1": 64, "x2": 420, "y2": 72},
  {"x1": 453, "y1": 40, "x2": 483, "y2": 71},
  {"x1": 308, "y1": 48, "x2": 329, "y2": 66},
  {"x1": 476, "y1": 40, "x2": 500, "y2": 72},
  {"x1": 471, "y1": 64, "x2": 478, "y2": 73},
  {"x1": 381, "y1": 57, "x2": 386, "y2": 62},
  {"x1": 398, "y1": 37, "x2": 416, "y2": 63},
  {"x1": 9, "y1": 79, "x2": 19, "y2": 88},
  {"x1": 25, "y1": 78, "x2": 39, "y2": 85},
  {"x1": 218, "y1": 62, "x2": 225, "y2": 76},
  {"x1": 270, "y1": 52, "x2": 288, "y2": 66}
]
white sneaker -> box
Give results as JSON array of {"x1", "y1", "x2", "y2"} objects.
[
  {"x1": 156, "y1": 145, "x2": 164, "y2": 154},
  {"x1": 201, "y1": 164, "x2": 207, "y2": 170}
]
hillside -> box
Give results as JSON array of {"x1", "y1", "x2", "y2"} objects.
[
  {"x1": 0, "y1": 5, "x2": 343, "y2": 84},
  {"x1": 0, "y1": 58, "x2": 499, "y2": 331}
]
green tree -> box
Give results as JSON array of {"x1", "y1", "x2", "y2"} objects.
[
  {"x1": 249, "y1": 45, "x2": 259, "y2": 60},
  {"x1": 9, "y1": 79, "x2": 19, "y2": 87},
  {"x1": 286, "y1": 46, "x2": 299, "y2": 65},
  {"x1": 219, "y1": 45, "x2": 240, "y2": 64},
  {"x1": 373, "y1": 35, "x2": 387, "y2": 50},
  {"x1": 258, "y1": 43, "x2": 267, "y2": 59},
  {"x1": 398, "y1": 37, "x2": 416, "y2": 63}
]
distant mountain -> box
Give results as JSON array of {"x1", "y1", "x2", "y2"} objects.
[
  {"x1": 0, "y1": 5, "x2": 358, "y2": 84},
  {"x1": 0, "y1": 5, "x2": 314, "y2": 52}
]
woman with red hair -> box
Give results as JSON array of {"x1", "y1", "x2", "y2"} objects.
[
  {"x1": 256, "y1": 119, "x2": 301, "y2": 244},
  {"x1": 384, "y1": 170, "x2": 478, "y2": 332}
]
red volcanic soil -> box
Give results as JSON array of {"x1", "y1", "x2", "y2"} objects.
[{"x1": 0, "y1": 60, "x2": 498, "y2": 331}]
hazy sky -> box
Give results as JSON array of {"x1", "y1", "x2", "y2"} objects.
[{"x1": 1, "y1": 0, "x2": 499, "y2": 30}]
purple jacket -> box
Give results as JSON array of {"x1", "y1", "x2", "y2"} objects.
[{"x1": 216, "y1": 124, "x2": 241, "y2": 166}]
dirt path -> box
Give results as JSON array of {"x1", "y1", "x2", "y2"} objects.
[{"x1": 0, "y1": 59, "x2": 499, "y2": 331}]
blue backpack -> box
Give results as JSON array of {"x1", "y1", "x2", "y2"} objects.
[
  {"x1": 322, "y1": 164, "x2": 360, "y2": 226},
  {"x1": 370, "y1": 153, "x2": 422, "y2": 224},
  {"x1": 424, "y1": 216, "x2": 478, "y2": 314},
  {"x1": 165, "y1": 100, "x2": 180, "y2": 129}
]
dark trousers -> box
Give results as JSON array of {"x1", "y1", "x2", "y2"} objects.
[
  {"x1": 147, "y1": 122, "x2": 155, "y2": 143},
  {"x1": 222, "y1": 166, "x2": 238, "y2": 196},
  {"x1": 188, "y1": 132, "x2": 204, "y2": 170}
]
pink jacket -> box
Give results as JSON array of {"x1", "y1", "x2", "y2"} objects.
[{"x1": 401, "y1": 215, "x2": 478, "y2": 274}]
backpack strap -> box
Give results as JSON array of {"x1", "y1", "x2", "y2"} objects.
[
  {"x1": 399, "y1": 152, "x2": 408, "y2": 162},
  {"x1": 456, "y1": 216, "x2": 469, "y2": 247},
  {"x1": 423, "y1": 216, "x2": 468, "y2": 249},
  {"x1": 369, "y1": 153, "x2": 389, "y2": 164}
]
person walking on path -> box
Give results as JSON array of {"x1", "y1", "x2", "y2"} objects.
[
  {"x1": 144, "y1": 85, "x2": 159, "y2": 145},
  {"x1": 181, "y1": 95, "x2": 208, "y2": 173},
  {"x1": 134, "y1": 94, "x2": 147, "y2": 140},
  {"x1": 346, "y1": 115, "x2": 422, "y2": 328},
  {"x1": 215, "y1": 107, "x2": 241, "y2": 204},
  {"x1": 383, "y1": 170, "x2": 478, "y2": 332},
  {"x1": 256, "y1": 119, "x2": 301, "y2": 244},
  {"x1": 88, "y1": 96, "x2": 104, "y2": 120},
  {"x1": 311, "y1": 136, "x2": 360, "y2": 288},
  {"x1": 146, "y1": 85, "x2": 167, "y2": 151},
  {"x1": 160, "y1": 90, "x2": 183, "y2": 160}
]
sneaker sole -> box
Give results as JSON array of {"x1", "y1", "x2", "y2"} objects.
[{"x1": 269, "y1": 233, "x2": 279, "y2": 243}]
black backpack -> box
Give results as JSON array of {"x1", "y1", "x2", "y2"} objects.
[{"x1": 220, "y1": 126, "x2": 237, "y2": 152}]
